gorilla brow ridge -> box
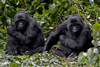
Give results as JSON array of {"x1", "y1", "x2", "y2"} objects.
[
  {"x1": 69, "y1": 14, "x2": 84, "y2": 24},
  {"x1": 14, "y1": 11, "x2": 29, "y2": 21},
  {"x1": 70, "y1": 19, "x2": 78, "y2": 23}
]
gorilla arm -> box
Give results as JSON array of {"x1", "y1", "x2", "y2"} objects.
[
  {"x1": 7, "y1": 23, "x2": 18, "y2": 36},
  {"x1": 7, "y1": 21, "x2": 38, "y2": 45},
  {"x1": 43, "y1": 20, "x2": 68, "y2": 52},
  {"x1": 62, "y1": 38, "x2": 84, "y2": 51},
  {"x1": 60, "y1": 29, "x2": 91, "y2": 52}
]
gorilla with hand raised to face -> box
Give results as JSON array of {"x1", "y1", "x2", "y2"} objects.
[
  {"x1": 43, "y1": 14, "x2": 93, "y2": 58},
  {"x1": 6, "y1": 11, "x2": 45, "y2": 55}
]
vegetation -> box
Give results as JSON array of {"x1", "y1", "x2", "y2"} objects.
[{"x1": 0, "y1": 0, "x2": 100, "y2": 66}]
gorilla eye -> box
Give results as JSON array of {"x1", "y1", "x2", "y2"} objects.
[
  {"x1": 70, "y1": 19, "x2": 78, "y2": 23},
  {"x1": 17, "y1": 20, "x2": 26, "y2": 23},
  {"x1": 18, "y1": 15, "x2": 23, "y2": 19}
]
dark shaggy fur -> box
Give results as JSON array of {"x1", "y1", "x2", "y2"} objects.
[
  {"x1": 43, "y1": 14, "x2": 93, "y2": 58},
  {"x1": 6, "y1": 11, "x2": 45, "y2": 55}
]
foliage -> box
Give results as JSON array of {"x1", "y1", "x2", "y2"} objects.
[
  {"x1": 0, "y1": 0, "x2": 100, "y2": 66},
  {"x1": 0, "y1": 51, "x2": 73, "y2": 66},
  {"x1": 78, "y1": 48, "x2": 100, "y2": 67},
  {"x1": 0, "y1": 48, "x2": 99, "y2": 67}
]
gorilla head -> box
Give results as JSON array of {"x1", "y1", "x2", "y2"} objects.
[
  {"x1": 14, "y1": 11, "x2": 29, "y2": 31},
  {"x1": 67, "y1": 14, "x2": 84, "y2": 36}
]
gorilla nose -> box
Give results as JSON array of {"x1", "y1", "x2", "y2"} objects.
[
  {"x1": 19, "y1": 23, "x2": 24, "y2": 27},
  {"x1": 73, "y1": 28, "x2": 77, "y2": 32}
]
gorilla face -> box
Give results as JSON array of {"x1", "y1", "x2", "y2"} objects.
[
  {"x1": 71, "y1": 24, "x2": 80, "y2": 33},
  {"x1": 70, "y1": 24, "x2": 82, "y2": 34},
  {"x1": 68, "y1": 18, "x2": 83, "y2": 36},
  {"x1": 15, "y1": 20, "x2": 28, "y2": 31},
  {"x1": 14, "y1": 12, "x2": 29, "y2": 31}
]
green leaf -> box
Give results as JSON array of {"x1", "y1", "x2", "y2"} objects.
[
  {"x1": 87, "y1": 48, "x2": 93, "y2": 62},
  {"x1": 0, "y1": 29, "x2": 7, "y2": 33},
  {"x1": 10, "y1": 63, "x2": 21, "y2": 67}
]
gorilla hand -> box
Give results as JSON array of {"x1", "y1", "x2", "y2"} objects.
[{"x1": 7, "y1": 24, "x2": 18, "y2": 36}]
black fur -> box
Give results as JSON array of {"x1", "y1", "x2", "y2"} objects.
[
  {"x1": 6, "y1": 11, "x2": 45, "y2": 55},
  {"x1": 43, "y1": 14, "x2": 93, "y2": 57}
]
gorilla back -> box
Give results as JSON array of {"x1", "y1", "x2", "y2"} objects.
[{"x1": 6, "y1": 11, "x2": 45, "y2": 55}]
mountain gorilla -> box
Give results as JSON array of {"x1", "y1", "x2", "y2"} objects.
[
  {"x1": 43, "y1": 14, "x2": 93, "y2": 58},
  {"x1": 6, "y1": 11, "x2": 45, "y2": 55}
]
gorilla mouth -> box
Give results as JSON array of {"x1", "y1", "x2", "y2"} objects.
[
  {"x1": 73, "y1": 29, "x2": 77, "y2": 32},
  {"x1": 18, "y1": 27, "x2": 23, "y2": 29}
]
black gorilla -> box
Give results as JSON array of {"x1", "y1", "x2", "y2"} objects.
[
  {"x1": 6, "y1": 11, "x2": 45, "y2": 55},
  {"x1": 43, "y1": 14, "x2": 93, "y2": 57}
]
